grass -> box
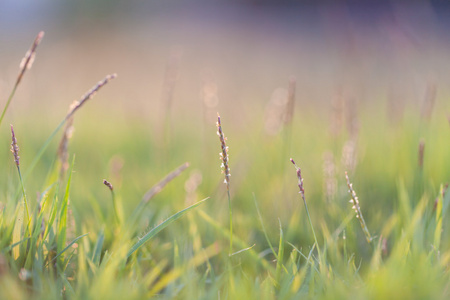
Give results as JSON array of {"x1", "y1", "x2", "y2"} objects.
[{"x1": 0, "y1": 32, "x2": 450, "y2": 300}]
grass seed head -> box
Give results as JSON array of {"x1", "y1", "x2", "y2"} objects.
[
  {"x1": 16, "y1": 31, "x2": 44, "y2": 86},
  {"x1": 217, "y1": 113, "x2": 230, "y2": 189},
  {"x1": 345, "y1": 171, "x2": 372, "y2": 243},
  {"x1": 10, "y1": 124, "x2": 20, "y2": 167},
  {"x1": 290, "y1": 158, "x2": 305, "y2": 198},
  {"x1": 103, "y1": 179, "x2": 114, "y2": 191},
  {"x1": 66, "y1": 73, "x2": 117, "y2": 120}
]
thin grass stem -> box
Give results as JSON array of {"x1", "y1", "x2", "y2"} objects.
[
  {"x1": 0, "y1": 32, "x2": 44, "y2": 128},
  {"x1": 103, "y1": 179, "x2": 119, "y2": 224},
  {"x1": 216, "y1": 113, "x2": 232, "y2": 254},
  {"x1": 10, "y1": 125, "x2": 31, "y2": 234},
  {"x1": 290, "y1": 158, "x2": 320, "y2": 257}
]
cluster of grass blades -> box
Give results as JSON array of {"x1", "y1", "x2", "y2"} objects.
[
  {"x1": 0, "y1": 32, "x2": 211, "y2": 299},
  {"x1": 0, "y1": 31, "x2": 449, "y2": 300}
]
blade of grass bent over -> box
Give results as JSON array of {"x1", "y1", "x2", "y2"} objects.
[
  {"x1": 275, "y1": 219, "x2": 285, "y2": 288},
  {"x1": 253, "y1": 193, "x2": 277, "y2": 259},
  {"x1": 126, "y1": 197, "x2": 209, "y2": 259},
  {"x1": 52, "y1": 233, "x2": 89, "y2": 264}
]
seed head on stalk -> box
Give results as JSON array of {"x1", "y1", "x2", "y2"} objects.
[
  {"x1": 290, "y1": 158, "x2": 304, "y2": 199},
  {"x1": 65, "y1": 74, "x2": 117, "y2": 120},
  {"x1": 217, "y1": 113, "x2": 230, "y2": 190},
  {"x1": 345, "y1": 172, "x2": 373, "y2": 243},
  {"x1": 103, "y1": 179, "x2": 119, "y2": 224},
  {"x1": 0, "y1": 32, "x2": 45, "y2": 129},
  {"x1": 103, "y1": 179, "x2": 114, "y2": 191},
  {"x1": 11, "y1": 125, "x2": 20, "y2": 167},
  {"x1": 10, "y1": 125, "x2": 30, "y2": 232},
  {"x1": 217, "y1": 113, "x2": 233, "y2": 254},
  {"x1": 17, "y1": 31, "x2": 45, "y2": 87},
  {"x1": 290, "y1": 158, "x2": 320, "y2": 257}
]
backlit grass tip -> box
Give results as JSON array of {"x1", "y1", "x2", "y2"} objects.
[
  {"x1": 10, "y1": 125, "x2": 20, "y2": 167},
  {"x1": 66, "y1": 73, "x2": 117, "y2": 120},
  {"x1": 216, "y1": 113, "x2": 230, "y2": 189},
  {"x1": 345, "y1": 171, "x2": 373, "y2": 243}
]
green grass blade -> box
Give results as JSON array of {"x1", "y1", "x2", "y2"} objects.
[
  {"x1": 1, "y1": 237, "x2": 30, "y2": 253},
  {"x1": 57, "y1": 156, "x2": 75, "y2": 267},
  {"x1": 43, "y1": 184, "x2": 60, "y2": 241},
  {"x1": 275, "y1": 219, "x2": 285, "y2": 288},
  {"x1": 126, "y1": 197, "x2": 209, "y2": 259},
  {"x1": 253, "y1": 193, "x2": 277, "y2": 259},
  {"x1": 92, "y1": 229, "x2": 105, "y2": 266},
  {"x1": 12, "y1": 201, "x2": 24, "y2": 259},
  {"x1": 433, "y1": 185, "x2": 444, "y2": 251},
  {"x1": 51, "y1": 233, "x2": 89, "y2": 264},
  {"x1": 24, "y1": 184, "x2": 55, "y2": 269}
]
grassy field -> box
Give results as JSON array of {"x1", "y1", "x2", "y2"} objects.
[{"x1": 0, "y1": 32, "x2": 449, "y2": 300}]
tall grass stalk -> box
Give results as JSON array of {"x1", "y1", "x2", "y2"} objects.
[
  {"x1": 290, "y1": 159, "x2": 320, "y2": 255},
  {"x1": 103, "y1": 179, "x2": 119, "y2": 224},
  {"x1": 217, "y1": 113, "x2": 232, "y2": 255},
  {"x1": 0, "y1": 31, "x2": 44, "y2": 128},
  {"x1": 10, "y1": 125, "x2": 30, "y2": 234},
  {"x1": 345, "y1": 172, "x2": 373, "y2": 243}
]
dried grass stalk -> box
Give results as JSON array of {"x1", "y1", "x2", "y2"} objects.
[
  {"x1": 10, "y1": 125, "x2": 20, "y2": 167},
  {"x1": 142, "y1": 162, "x2": 190, "y2": 203},
  {"x1": 16, "y1": 31, "x2": 45, "y2": 86},
  {"x1": 216, "y1": 113, "x2": 230, "y2": 189},
  {"x1": 0, "y1": 31, "x2": 44, "y2": 128},
  {"x1": 65, "y1": 74, "x2": 117, "y2": 120},
  {"x1": 57, "y1": 110, "x2": 75, "y2": 179},
  {"x1": 345, "y1": 172, "x2": 372, "y2": 243}
]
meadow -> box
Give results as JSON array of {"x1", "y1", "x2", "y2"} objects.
[{"x1": 0, "y1": 31, "x2": 449, "y2": 300}]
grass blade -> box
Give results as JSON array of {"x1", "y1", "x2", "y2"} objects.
[
  {"x1": 51, "y1": 233, "x2": 89, "y2": 264},
  {"x1": 126, "y1": 197, "x2": 209, "y2": 259},
  {"x1": 92, "y1": 229, "x2": 105, "y2": 266},
  {"x1": 275, "y1": 219, "x2": 285, "y2": 288},
  {"x1": 57, "y1": 156, "x2": 75, "y2": 268}
]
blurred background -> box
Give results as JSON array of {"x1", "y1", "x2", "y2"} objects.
[
  {"x1": 1, "y1": 0, "x2": 450, "y2": 121},
  {"x1": 0, "y1": 0, "x2": 449, "y2": 246}
]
